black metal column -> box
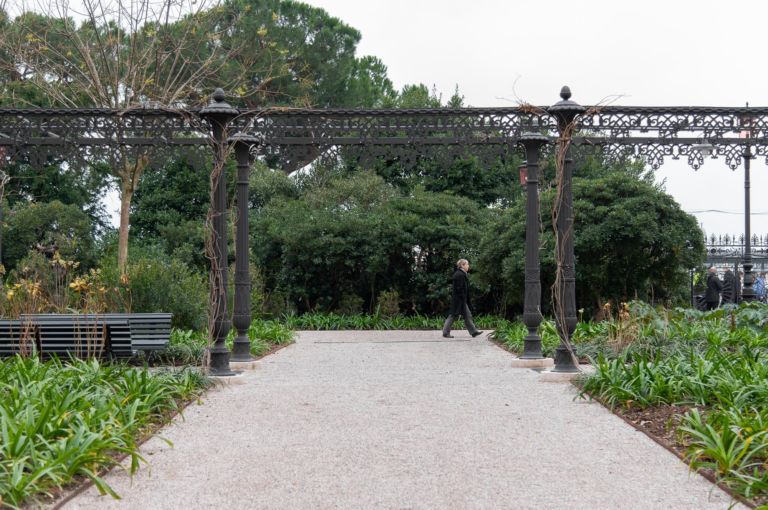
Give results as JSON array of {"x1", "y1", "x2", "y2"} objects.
[
  {"x1": 742, "y1": 144, "x2": 755, "y2": 302},
  {"x1": 229, "y1": 136, "x2": 258, "y2": 361},
  {"x1": 518, "y1": 133, "x2": 549, "y2": 359},
  {"x1": 200, "y1": 89, "x2": 239, "y2": 376},
  {"x1": 549, "y1": 87, "x2": 584, "y2": 373}
]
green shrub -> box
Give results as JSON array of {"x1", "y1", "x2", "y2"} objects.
[
  {"x1": 98, "y1": 245, "x2": 207, "y2": 330},
  {"x1": 281, "y1": 312, "x2": 511, "y2": 331},
  {"x1": 142, "y1": 329, "x2": 208, "y2": 366},
  {"x1": 376, "y1": 289, "x2": 400, "y2": 318},
  {"x1": 337, "y1": 294, "x2": 364, "y2": 315},
  {"x1": 3, "y1": 200, "x2": 97, "y2": 273},
  {"x1": 262, "y1": 289, "x2": 296, "y2": 319}
]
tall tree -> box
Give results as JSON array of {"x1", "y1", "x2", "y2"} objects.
[
  {"x1": 253, "y1": 171, "x2": 488, "y2": 315},
  {"x1": 3, "y1": 161, "x2": 110, "y2": 224},
  {"x1": 220, "y1": 0, "x2": 395, "y2": 108},
  {"x1": 476, "y1": 166, "x2": 705, "y2": 315},
  {"x1": 343, "y1": 56, "x2": 396, "y2": 108},
  {"x1": 0, "y1": 0, "x2": 400, "y2": 272},
  {"x1": 131, "y1": 158, "x2": 212, "y2": 268},
  {"x1": 0, "y1": 0, "x2": 270, "y2": 271}
]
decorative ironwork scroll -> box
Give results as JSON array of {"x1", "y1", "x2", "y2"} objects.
[
  {"x1": 235, "y1": 107, "x2": 551, "y2": 172},
  {"x1": 0, "y1": 108, "x2": 211, "y2": 170},
  {"x1": 577, "y1": 106, "x2": 768, "y2": 170},
  {"x1": 706, "y1": 233, "x2": 768, "y2": 267}
]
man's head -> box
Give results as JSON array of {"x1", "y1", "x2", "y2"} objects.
[
  {"x1": 457, "y1": 259, "x2": 469, "y2": 272},
  {"x1": 708, "y1": 266, "x2": 717, "y2": 274}
]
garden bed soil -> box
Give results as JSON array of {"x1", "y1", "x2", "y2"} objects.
[{"x1": 618, "y1": 403, "x2": 690, "y2": 456}]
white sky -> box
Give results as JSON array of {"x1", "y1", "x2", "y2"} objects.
[{"x1": 297, "y1": 0, "x2": 768, "y2": 239}]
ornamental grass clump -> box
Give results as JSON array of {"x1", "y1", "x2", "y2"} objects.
[
  {"x1": 240, "y1": 319, "x2": 295, "y2": 357},
  {"x1": 0, "y1": 356, "x2": 209, "y2": 508},
  {"x1": 281, "y1": 312, "x2": 510, "y2": 331}
]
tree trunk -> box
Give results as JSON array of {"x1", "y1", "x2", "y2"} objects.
[
  {"x1": 118, "y1": 179, "x2": 133, "y2": 274},
  {"x1": 117, "y1": 156, "x2": 148, "y2": 273}
]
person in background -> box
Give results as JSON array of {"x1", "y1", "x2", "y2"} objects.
[
  {"x1": 754, "y1": 272, "x2": 766, "y2": 302},
  {"x1": 722, "y1": 268, "x2": 738, "y2": 305},
  {"x1": 704, "y1": 266, "x2": 723, "y2": 310}
]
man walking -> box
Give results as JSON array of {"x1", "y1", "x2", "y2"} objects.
[
  {"x1": 442, "y1": 259, "x2": 483, "y2": 338},
  {"x1": 704, "y1": 266, "x2": 723, "y2": 310}
]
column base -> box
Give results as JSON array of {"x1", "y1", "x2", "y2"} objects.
[
  {"x1": 540, "y1": 365, "x2": 595, "y2": 382},
  {"x1": 229, "y1": 353, "x2": 254, "y2": 363},
  {"x1": 553, "y1": 345, "x2": 579, "y2": 372},
  {"x1": 230, "y1": 335, "x2": 253, "y2": 362},
  {"x1": 208, "y1": 348, "x2": 235, "y2": 376},
  {"x1": 511, "y1": 357, "x2": 554, "y2": 368},
  {"x1": 209, "y1": 371, "x2": 246, "y2": 385},
  {"x1": 230, "y1": 360, "x2": 260, "y2": 371}
]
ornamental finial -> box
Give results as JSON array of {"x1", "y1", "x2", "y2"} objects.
[
  {"x1": 560, "y1": 86, "x2": 572, "y2": 101},
  {"x1": 200, "y1": 87, "x2": 239, "y2": 120}
]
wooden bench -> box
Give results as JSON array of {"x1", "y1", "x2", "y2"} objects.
[{"x1": 0, "y1": 313, "x2": 174, "y2": 359}]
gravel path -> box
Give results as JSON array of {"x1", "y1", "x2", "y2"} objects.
[{"x1": 63, "y1": 330, "x2": 745, "y2": 510}]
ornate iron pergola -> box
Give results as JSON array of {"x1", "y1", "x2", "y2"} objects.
[{"x1": 1, "y1": 87, "x2": 767, "y2": 374}]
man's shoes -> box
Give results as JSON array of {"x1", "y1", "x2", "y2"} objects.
[
  {"x1": 442, "y1": 334, "x2": 454, "y2": 338},
  {"x1": 471, "y1": 331, "x2": 484, "y2": 338}
]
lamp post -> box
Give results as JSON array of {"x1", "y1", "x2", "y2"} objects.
[
  {"x1": 741, "y1": 143, "x2": 755, "y2": 302},
  {"x1": 548, "y1": 86, "x2": 584, "y2": 373},
  {"x1": 740, "y1": 109, "x2": 756, "y2": 302},
  {"x1": 518, "y1": 134, "x2": 548, "y2": 359},
  {"x1": 200, "y1": 88, "x2": 238, "y2": 376}
]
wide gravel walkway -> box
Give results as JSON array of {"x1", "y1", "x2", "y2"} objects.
[{"x1": 63, "y1": 330, "x2": 744, "y2": 509}]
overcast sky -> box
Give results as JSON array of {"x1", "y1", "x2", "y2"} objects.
[{"x1": 300, "y1": 0, "x2": 768, "y2": 239}]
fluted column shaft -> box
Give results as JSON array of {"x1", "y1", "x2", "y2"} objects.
[
  {"x1": 519, "y1": 134, "x2": 549, "y2": 359},
  {"x1": 231, "y1": 139, "x2": 255, "y2": 361}
]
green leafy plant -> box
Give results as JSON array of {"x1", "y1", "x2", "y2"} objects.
[
  {"x1": 0, "y1": 356, "x2": 209, "y2": 508},
  {"x1": 577, "y1": 301, "x2": 768, "y2": 504}
]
